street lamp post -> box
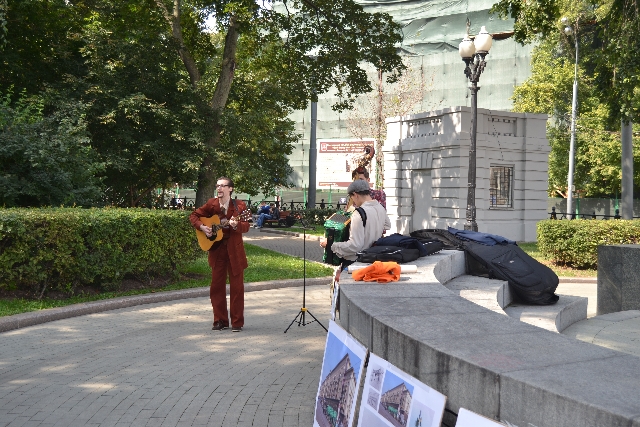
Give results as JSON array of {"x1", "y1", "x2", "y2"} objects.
[
  {"x1": 308, "y1": 98, "x2": 317, "y2": 209},
  {"x1": 459, "y1": 24, "x2": 493, "y2": 231},
  {"x1": 563, "y1": 17, "x2": 579, "y2": 219},
  {"x1": 307, "y1": 53, "x2": 319, "y2": 210}
]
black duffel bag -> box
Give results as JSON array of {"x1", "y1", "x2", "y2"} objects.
[{"x1": 356, "y1": 246, "x2": 420, "y2": 264}]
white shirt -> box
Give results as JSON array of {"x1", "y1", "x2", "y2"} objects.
[{"x1": 331, "y1": 200, "x2": 391, "y2": 261}]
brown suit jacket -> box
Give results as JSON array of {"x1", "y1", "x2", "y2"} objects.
[{"x1": 189, "y1": 198, "x2": 249, "y2": 276}]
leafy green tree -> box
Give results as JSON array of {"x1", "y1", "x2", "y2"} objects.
[
  {"x1": 0, "y1": 0, "x2": 87, "y2": 95},
  {"x1": 0, "y1": 0, "x2": 7, "y2": 48},
  {"x1": 0, "y1": 89, "x2": 104, "y2": 207},
  {"x1": 493, "y1": 0, "x2": 640, "y2": 197},
  {"x1": 77, "y1": 2, "x2": 206, "y2": 207},
  {"x1": 154, "y1": 0, "x2": 405, "y2": 205},
  {"x1": 1, "y1": 0, "x2": 404, "y2": 206},
  {"x1": 492, "y1": 0, "x2": 640, "y2": 123}
]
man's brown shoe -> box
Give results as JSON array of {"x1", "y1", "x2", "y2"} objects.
[
  {"x1": 212, "y1": 321, "x2": 228, "y2": 331},
  {"x1": 231, "y1": 326, "x2": 242, "y2": 332}
]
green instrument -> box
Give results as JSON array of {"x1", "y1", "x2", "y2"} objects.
[{"x1": 323, "y1": 211, "x2": 352, "y2": 265}]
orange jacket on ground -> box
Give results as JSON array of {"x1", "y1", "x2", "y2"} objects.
[{"x1": 351, "y1": 261, "x2": 401, "y2": 283}]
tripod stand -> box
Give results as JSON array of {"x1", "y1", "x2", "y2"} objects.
[{"x1": 284, "y1": 217, "x2": 327, "y2": 333}]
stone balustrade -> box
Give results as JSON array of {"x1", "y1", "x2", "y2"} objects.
[{"x1": 338, "y1": 251, "x2": 640, "y2": 427}]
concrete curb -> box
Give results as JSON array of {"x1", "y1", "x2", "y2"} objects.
[
  {"x1": 0, "y1": 276, "x2": 332, "y2": 334},
  {"x1": 258, "y1": 228, "x2": 300, "y2": 237},
  {"x1": 258, "y1": 227, "x2": 324, "y2": 241}
]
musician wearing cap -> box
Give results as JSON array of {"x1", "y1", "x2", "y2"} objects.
[
  {"x1": 320, "y1": 179, "x2": 390, "y2": 280},
  {"x1": 189, "y1": 177, "x2": 250, "y2": 332},
  {"x1": 353, "y1": 168, "x2": 386, "y2": 209}
]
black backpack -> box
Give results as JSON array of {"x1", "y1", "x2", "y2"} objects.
[
  {"x1": 375, "y1": 233, "x2": 444, "y2": 257},
  {"x1": 463, "y1": 241, "x2": 559, "y2": 305},
  {"x1": 356, "y1": 246, "x2": 420, "y2": 264}
]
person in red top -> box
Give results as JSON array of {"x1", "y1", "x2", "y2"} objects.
[
  {"x1": 189, "y1": 177, "x2": 250, "y2": 332},
  {"x1": 354, "y1": 169, "x2": 386, "y2": 209}
]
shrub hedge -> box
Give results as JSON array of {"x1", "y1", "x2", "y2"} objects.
[
  {"x1": 0, "y1": 208, "x2": 200, "y2": 294},
  {"x1": 537, "y1": 219, "x2": 640, "y2": 269},
  {"x1": 292, "y1": 208, "x2": 338, "y2": 226}
]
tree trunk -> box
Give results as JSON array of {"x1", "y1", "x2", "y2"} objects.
[
  {"x1": 195, "y1": 133, "x2": 220, "y2": 206},
  {"x1": 375, "y1": 68, "x2": 384, "y2": 189},
  {"x1": 157, "y1": 1, "x2": 240, "y2": 207},
  {"x1": 156, "y1": 0, "x2": 201, "y2": 87},
  {"x1": 621, "y1": 119, "x2": 634, "y2": 219},
  {"x1": 195, "y1": 16, "x2": 240, "y2": 206}
]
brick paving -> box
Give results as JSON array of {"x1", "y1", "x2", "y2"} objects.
[
  {"x1": 244, "y1": 228, "x2": 325, "y2": 263},
  {"x1": 0, "y1": 286, "x2": 331, "y2": 427}
]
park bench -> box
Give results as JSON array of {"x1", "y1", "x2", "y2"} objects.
[{"x1": 264, "y1": 211, "x2": 295, "y2": 227}]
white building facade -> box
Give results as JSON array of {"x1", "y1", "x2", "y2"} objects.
[{"x1": 384, "y1": 106, "x2": 549, "y2": 242}]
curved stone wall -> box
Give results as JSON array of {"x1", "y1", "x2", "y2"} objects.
[{"x1": 339, "y1": 250, "x2": 640, "y2": 427}]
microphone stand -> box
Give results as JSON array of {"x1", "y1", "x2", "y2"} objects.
[{"x1": 284, "y1": 217, "x2": 327, "y2": 333}]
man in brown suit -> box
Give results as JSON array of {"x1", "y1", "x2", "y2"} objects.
[{"x1": 189, "y1": 177, "x2": 250, "y2": 332}]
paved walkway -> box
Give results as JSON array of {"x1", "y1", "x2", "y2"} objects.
[
  {"x1": 244, "y1": 228, "x2": 324, "y2": 263},
  {"x1": 0, "y1": 286, "x2": 331, "y2": 427}
]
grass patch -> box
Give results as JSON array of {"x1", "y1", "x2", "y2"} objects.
[
  {"x1": 0, "y1": 243, "x2": 333, "y2": 318},
  {"x1": 518, "y1": 242, "x2": 597, "y2": 278},
  {"x1": 181, "y1": 243, "x2": 333, "y2": 282}
]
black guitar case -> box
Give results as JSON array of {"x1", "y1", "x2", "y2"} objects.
[
  {"x1": 410, "y1": 229, "x2": 464, "y2": 250},
  {"x1": 463, "y1": 241, "x2": 560, "y2": 305}
]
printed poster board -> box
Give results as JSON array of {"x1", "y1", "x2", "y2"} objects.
[
  {"x1": 317, "y1": 139, "x2": 376, "y2": 188},
  {"x1": 314, "y1": 320, "x2": 367, "y2": 427},
  {"x1": 455, "y1": 408, "x2": 505, "y2": 427},
  {"x1": 357, "y1": 353, "x2": 446, "y2": 427}
]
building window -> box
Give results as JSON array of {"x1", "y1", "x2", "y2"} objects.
[{"x1": 490, "y1": 166, "x2": 513, "y2": 208}]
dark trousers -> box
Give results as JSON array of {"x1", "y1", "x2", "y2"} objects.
[{"x1": 208, "y1": 243, "x2": 244, "y2": 327}]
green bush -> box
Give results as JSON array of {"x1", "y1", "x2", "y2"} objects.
[
  {"x1": 293, "y1": 208, "x2": 338, "y2": 226},
  {"x1": 0, "y1": 208, "x2": 200, "y2": 294},
  {"x1": 537, "y1": 220, "x2": 640, "y2": 268}
]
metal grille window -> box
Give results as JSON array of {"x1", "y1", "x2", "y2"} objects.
[{"x1": 490, "y1": 166, "x2": 513, "y2": 208}]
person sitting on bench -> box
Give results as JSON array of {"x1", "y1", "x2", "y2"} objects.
[{"x1": 254, "y1": 203, "x2": 277, "y2": 228}]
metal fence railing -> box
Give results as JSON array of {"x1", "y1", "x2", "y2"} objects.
[
  {"x1": 161, "y1": 197, "x2": 347, "y2": 212},
  {"x1": 548, "y1": 207, "x2": 640, "y2": 220}
]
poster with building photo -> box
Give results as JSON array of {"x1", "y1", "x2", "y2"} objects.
[
  {"x1": 357, "y1": 353, "x2": 446, "y2": 427},
  {"x1": 455, "y1": 408, "x2": 505, "y2": 427},
  {"x1": 314, "y1": 320, "x2": 367, "y2": 427}
]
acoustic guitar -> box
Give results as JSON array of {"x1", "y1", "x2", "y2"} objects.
[{"x1": 195, "y1": 210, "x2": 251, "y2": 251}]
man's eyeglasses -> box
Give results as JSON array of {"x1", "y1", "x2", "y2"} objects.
[{"x1": 216, "y1": 184, "x2": 230, "y2": 188}]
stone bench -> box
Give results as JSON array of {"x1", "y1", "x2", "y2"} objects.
[{"x1": 338, "y1": 251, "x2": 640, "y2": 427}]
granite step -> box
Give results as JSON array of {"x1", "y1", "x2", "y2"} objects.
[{"x1": 444, "y1": 275, "x2": 588, "y2": 332}]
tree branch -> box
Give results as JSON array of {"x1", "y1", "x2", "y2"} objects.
[
  {"x1": 154, "y1": 0, "x2": 201, "y2": 88},
  {"x1": 211, "y1": 14, "x2": 240, "y2": 111}
]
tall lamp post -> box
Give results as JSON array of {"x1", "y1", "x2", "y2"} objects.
[
  {"x1": 308, "y1": 98, "x2": 317, "y2": 209},
  {"x1": 562, "y1": 17, "x2": 579, "y2": 219},
  {"x1": 307, "y1": 53, "x2": 318, "y2": 210},
  {"x1": 459, "y1": 24, "x2": 493, "y2": 231}
]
